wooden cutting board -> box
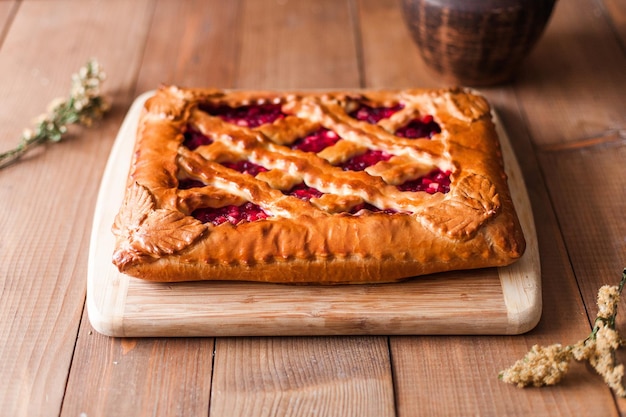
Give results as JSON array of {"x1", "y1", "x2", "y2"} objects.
[{"x1": 87, "y1": 91, "x2": 541, "y2": 337}]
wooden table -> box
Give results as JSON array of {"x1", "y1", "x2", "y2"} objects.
[{"x1": 1, "y1": 1, "x2": 624, "y2": 416}]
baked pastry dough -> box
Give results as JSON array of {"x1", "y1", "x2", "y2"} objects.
[{"x1": 112, "y1": 86, "x2": 525, "y2": 283}]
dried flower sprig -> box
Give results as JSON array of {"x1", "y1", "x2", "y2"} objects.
[
  {"x1": 0, "y1": 59, "x2": 110, "y2": 169},
  {"x1": 500, "y1": 268, "x2": 626, "y2": 396}
]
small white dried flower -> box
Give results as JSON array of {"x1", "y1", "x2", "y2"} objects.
[
  {"x1": 570, "y1": 338, "x2": 595, "y2": 361},
  {"x1": 596, "y1": 322, "x2": 621, "y2": 352},
  {"x1": 86, "y1": 78, "x2": 100, "y2": 89},
  {"x1": 74, "y1": 97, "x2": 90, "y2": 112},
  {"x1": 71, "y1": 85, "x2": 86, "y2": 98},
  {"x1": 605, "y1": 365, "x2": 626, "y2": 397},
  {"x1": 99, "y1": 99, "x2": 111, "y2": 113},
  {"x1": 597, "y1": 285, "x2": 620, "y2": 319},
  {"x1": 33, "y1": 113, "x2": 50, "y2": 125},
  {"x1": 500, "y1": 269, "x2": 626, "y2": 397},
  {"x1": 499, "y1": 344, "x2": 572, "y2": 388},
  {"x1": 0, "y1": 59, "x2": 110, "y2": 169},
  {"x1": 47, "y1": 97, "x2": 67, "y2": 113},
  {"x1": 22, "y1": 128, "x2": 34, "y2": 140}
]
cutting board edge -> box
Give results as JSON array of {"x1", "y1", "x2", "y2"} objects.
[{"x1": 493, "y1": 112, "x2": 542, "y2": 335}]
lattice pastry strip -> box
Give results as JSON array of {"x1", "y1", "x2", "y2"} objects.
[
  {"x1": 191, "y1": 97, "x2": 447, "y2": 211},
  {"x1": 112, "y1": 86, "x2": 525, "y2": 284}
]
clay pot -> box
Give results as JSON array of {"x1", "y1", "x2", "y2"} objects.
[{"x1": 402, "y1": 0, "x2": 556, "y2": 86}]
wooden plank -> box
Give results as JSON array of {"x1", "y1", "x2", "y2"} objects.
[
  {"x1": 236, "y1": 0, "x2": 360, "y2": 90},
  {"x1": 134, "y1": 0, "x2": 241, "y2": 93},
  {"x1": 0, "y1": 1, "x2": 18, "y2": 46},
  {"x1": 516, "y1": 0, "x2": 626, "y2": 410},
  {"x1": 60, "y1": 1, "x2": 243, "y2": 417},
  {"x1": 357, "y1": 0, "x2": 622, "y2": 415},
  {"x1": 207, "y1": 1, "x2": 395, "y2": 416},
  {"x1": 391, "y1": 335, "x2": 619, "y2": 417},
  {"x1": 514, "y1": 0, "x2": 626, "y2": 146},
  {"x1": 537, "y1": 137, "x2": 626, "y2": 296},
  {"x1": 357, "y1": 0, "x2": 441, "y2": 89},
  {"x1": 388, "y1": 184, "x2": 619, "y2": 416},
  {"x1": 537, "y1": 136, "x2": 626, "y2": 414},
  {"x1": 0, "y1": 2, "x2": 153, "y2": 417},
  {"x1": 210, "y1": 337, "x2": 395, "y2": 417},
  {"x1": 62, "y1": 329, "x2": 215, "y2": 417},
  {"x1": 486, "y1": 76, "x2": 620, "y2": 417}
]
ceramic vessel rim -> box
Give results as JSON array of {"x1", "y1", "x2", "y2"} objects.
[{"x1": 405, "y1": 0, "x2": 557, "y2": 13}]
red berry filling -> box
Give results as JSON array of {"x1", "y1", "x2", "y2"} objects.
[
  {"x1": 286, "y1": 183, "x2": 323, "y2": 201},
  {"x1": 183, "y1": 127, "x2": 213, "y2": 150},
  {"x1": 200, "y1": 103, "x2": 286, "y2": 128},
  {"x1": 222, "y1": 160, "x2": 268, "y2": 176},
  {"x1": 341, "y1": 149, "x2": 392, "y2": 171},
  {"x1": 291, "y1": 128, "x2": 340, "y2": 153},
  {"x1": 350, "y1": 104, "x2": 404, "y2": 124},
  {"x1": 398, "y1": 169, "x2": 451, "y2": 194},
  {"x1": 178, "y1": 178, "x2": 206, "y2": 190},
  {"x1": 285, "y1": 185, "x2": 397, "y2": 215},
  {"x1": 395, "y1": 115, "x2": 441, "y2": 139},
  {"x1": 192, "y1": 202, "x2": 269, "y2": 226}
]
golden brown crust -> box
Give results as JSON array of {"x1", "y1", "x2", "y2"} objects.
[{"x1": 112, "y1": 85, "x2": 525, "y2": 283}]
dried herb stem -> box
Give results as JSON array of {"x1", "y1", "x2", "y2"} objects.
[
  {"x1": 500, "y1": 268, "x2": 626, "y2": 396},
  {"x1": 0, "y1": 59, "x2": 109, "y2": 169}
]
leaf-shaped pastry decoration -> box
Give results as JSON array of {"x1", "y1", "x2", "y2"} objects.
[
  {"x1": 133, "y1": 209, "x2": 206, "y2": 256},
  {"x1": 112, "y1": 182, "x2": 206, "y2": 270},
  {"x1": 418, "y1": 174, "x2": 500, "y2": 240},
  {"x1": 112, "y1": 182, "x2": 154, "y2": 235}
]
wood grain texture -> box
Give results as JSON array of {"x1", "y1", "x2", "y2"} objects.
[
  {"x1": 388, "y1": 183, "x2": 619, "y2": 415},
  {"x1": 206, "y1": 1, "x2": 395, "y2": 416},
  {"x1": 511, "y1": 0, "x2": 626, "y2": 410},
  {"x1": 0, "y1": 0, "x2": 623, "y2": 415},
  {"x1": 358, "y1": 0, "x2": 622, "y2": 414},
  {"x1": 486, "y1": 98, "x2": 624, "y2": 414},
  {"x1": 236, "y1": 0, "x2": 360, "y2": 90},
  {"x1": 61, "y1": 325, "x2": 215, "y2": 417},
  {"x1": 391, "y1": 336, "x2": 619, "y2": 417},
  {"x1": 537, "y1": 135, "x2": 626, "y2": 414},
  {"x1": 0, "y1": 1, "x2": 153, "y2": 416},
  {"x1": 134, "y1": 0, "x2": 241, "y2": 93},
  {"x1": 210, "y1": 337, "x2": 395, "y2": 417},
  {"x1": 62, "y1": 1, "x2": 243, "y2": 416},
  {"x1": 538, "y1": 136, "x2": 626, "y2": 299},
  {"x1": 0, "y1": 1, "x2": 18, "y2": 46},
  {"x1": 356, "y1": 0, "x2": 440, "y2": 89},
  {"x1": 515, "y1": 0, "x2": 626, "y2": 146}
]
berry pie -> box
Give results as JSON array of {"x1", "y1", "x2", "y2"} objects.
[{"x1": 111, "y1": 86, "x2": 525, "y2": 283}]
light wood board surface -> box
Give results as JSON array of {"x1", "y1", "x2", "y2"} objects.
[{"x1": 87, "y1": 91, "x2": 541, "y2": 337}]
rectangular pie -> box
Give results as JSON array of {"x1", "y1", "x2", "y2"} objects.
[{"x1": 111, "y1": 86, "x2": 525, "y2": 284}]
